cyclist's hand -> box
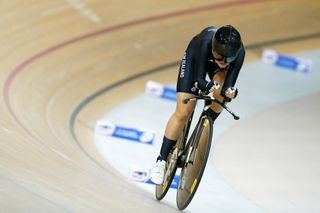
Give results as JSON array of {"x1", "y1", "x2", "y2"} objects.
[
  {"x1": 206, "y1": 80, "x2": 220, "y2": 93},
  {"x1": 225, "y1": 87, "x2": 238, "y2": 99},
  {"x1": 194, "y1": 80, "x2": 220, "y2": 94}
]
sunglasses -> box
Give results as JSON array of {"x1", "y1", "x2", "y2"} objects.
[{"x1": 212, "y1": 51, "x2": 236, "y2": 63}]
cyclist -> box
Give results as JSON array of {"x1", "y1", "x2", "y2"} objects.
[{"x1": 150, "y1": 25, "x2": 245, "y2": 184}]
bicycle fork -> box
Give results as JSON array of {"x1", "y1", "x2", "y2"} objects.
[
  {"x1": 185, "y1": 117, "x2": 206, "y2": 166},
  {"x1": 185, "y1": 100, "x2": 213, "y2": 165}
]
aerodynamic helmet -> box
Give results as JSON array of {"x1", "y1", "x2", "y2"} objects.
[{"x1": 212, "y1": 25, "x2": 242, "y2": 63}]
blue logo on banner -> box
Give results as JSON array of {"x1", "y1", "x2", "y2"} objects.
[
  {"x1": 276, "y1": 54, "x2": 309, "y2": 72},
  {"x1": 276, "y1": 54, "x2": 297, "y2": 70},
  {"x1": 145, "y1": 175, "x2": 180, "y2": 189},
  {"x1": 112, "y1": 126, "x2": 154, "y2": 145},
  {"x1": 161, "y1": 87, "x2": 177, "y2": 101}
]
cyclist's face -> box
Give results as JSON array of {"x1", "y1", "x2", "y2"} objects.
[{"x1": 212, "y1": 50, "x2": 228, "y2": 68}]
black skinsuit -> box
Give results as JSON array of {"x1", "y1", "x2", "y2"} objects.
[{"x1": 176, "y1": 26, "x2": 245, "y2": 101}]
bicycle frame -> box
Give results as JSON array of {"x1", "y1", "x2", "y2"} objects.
[
  {"x1": 180, "y1": 93, "x2": 240, "y2": 165},
  {"x1": 179, "y1": 96, "x2": 210, "y2": 164},
  {"x1": 156, "y1": 91, "x2": 239, "y2": 203}
]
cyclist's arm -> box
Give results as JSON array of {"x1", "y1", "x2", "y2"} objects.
[
  {"x1": 195, "y1": 39, "x2": 211, "y2": 91},
  {"x1": 221, "y1": 45, "x2": 245, "y2": 101}
]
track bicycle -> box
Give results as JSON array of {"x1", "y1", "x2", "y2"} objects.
[{"x1": 155, "y1": 91, "x2": 239, "y2": 210}]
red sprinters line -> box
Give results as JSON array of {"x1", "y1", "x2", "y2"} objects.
[{"x1": 3, "y1": 0, "x2": 266, "y2": 129}]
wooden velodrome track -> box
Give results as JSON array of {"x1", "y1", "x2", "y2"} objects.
[{"x1": 1, "y1": 0, "x2": 319, "y2": 212}]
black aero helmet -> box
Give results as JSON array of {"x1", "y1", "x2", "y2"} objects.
[{"x1": 212, "y1": 25, "x2": 242, "y2": 63}]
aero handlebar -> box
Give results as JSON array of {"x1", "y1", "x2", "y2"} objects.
[{"x1": 183, "y1": 96, "x2": 240, "y2": 120}]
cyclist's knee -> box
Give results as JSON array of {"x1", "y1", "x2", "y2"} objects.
[
  {"x1": 210, "y1": 102, "x2": 223, "y2": 113},
  {"x1": 173, "y1": 110, "x2": 190, "y2": 123}
]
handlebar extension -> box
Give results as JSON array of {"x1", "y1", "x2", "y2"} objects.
[{"x1": 183, "y1": 96, "x2": 240, "y2": 120}]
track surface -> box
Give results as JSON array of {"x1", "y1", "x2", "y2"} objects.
[{"x1": 0, "y1": 1, "x2": 319, "y2": 212}]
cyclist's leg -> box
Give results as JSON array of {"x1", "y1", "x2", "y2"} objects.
[
  {"x1": 158, "y1": 92, "x2": 196, "y2": 161},
  {"x1": 165, "y1": 92, "x2": 196, "y2": 140},
  {"x1": 151, "y1": 92, "x2": 196, "y2": 184},
  {"x1": 151, "y1": 40, "x2": 198, "y2": 185},
  {"x1": 157, "y1": 39, "x2": 198, "y2": 162}
]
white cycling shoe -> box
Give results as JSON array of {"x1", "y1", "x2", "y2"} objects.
[{"x1": 150, "y1": 160, "x2": 166, "y2": 185}]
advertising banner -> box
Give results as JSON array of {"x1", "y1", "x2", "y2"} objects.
[
  {"x1": 262, "y1": 49, "x2": 312, "y2": 73},
  {"x1": 96, "y1": 120, "x2": 155, "y2": 145},
  {"x1": 146, "y1": 81, "x2": 176, "y2": 101}
]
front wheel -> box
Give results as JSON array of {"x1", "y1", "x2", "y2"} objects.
[
  {"x1": 155, "y1": 114, "x2": 193, "y2": 200},
  {"x1": 176, "y1": 116, "x2": 213, "y2": 210}
]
